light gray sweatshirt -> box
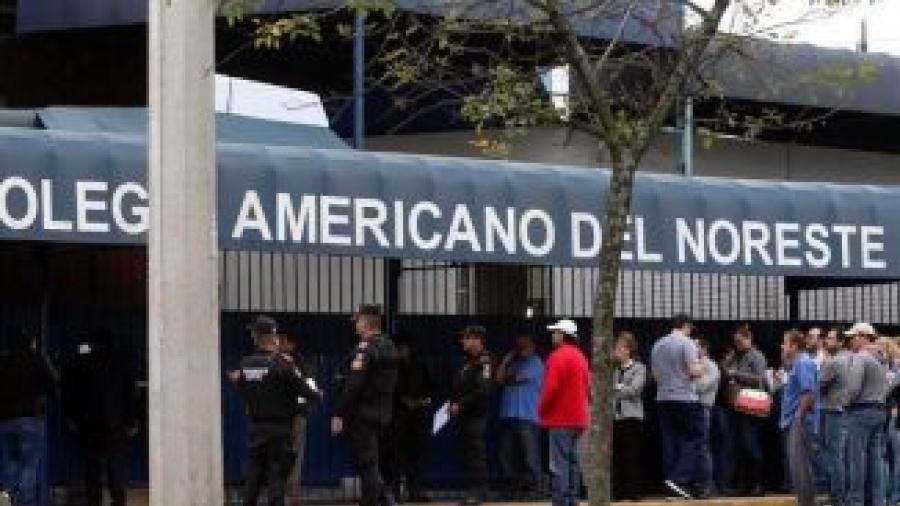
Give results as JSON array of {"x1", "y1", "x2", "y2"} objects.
[
  {"x1": 844, "y1": 347, "x2": 889, "y2": 407},
  {"x1": 695, "y1": 357, "x2": 720, "y2": 408},
  {"x1": 820, "y1": 350, "x2": 851, "y2": 411}
]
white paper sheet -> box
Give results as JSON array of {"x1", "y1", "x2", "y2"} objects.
[{"x1": 432, "y1": 402, "x2": 450, "y2": 435}]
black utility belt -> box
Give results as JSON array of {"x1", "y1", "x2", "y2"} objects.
[{"x1": 248, "y1": 420, "x2": 293, "y2": 429}]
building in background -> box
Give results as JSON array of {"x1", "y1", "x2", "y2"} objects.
[{"x1": 1, "y1": 1, "x2": 900, "y2": 501}]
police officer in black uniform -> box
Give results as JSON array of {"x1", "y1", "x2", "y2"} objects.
[
  {"x1": 449, "y1": 325, "x2": 493, "y2": 506},
  {"x1": 229, "y1": 316, "x2": 323, "y2": 506},
  {"x1": 332, "y1": 304, "x2": 399, "y2": 506}
]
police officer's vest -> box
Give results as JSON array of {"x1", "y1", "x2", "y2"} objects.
[
  {"x1": 453, "y1": 351, "x2": 493, "y2": 418},
  {"x1": 339, "y1": 335, "x2": 399, "y2": 428},
  {"x1": 239, "y1": 352, "x2": 302, "y2": 425}
]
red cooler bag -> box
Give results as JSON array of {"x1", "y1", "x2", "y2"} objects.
[{"x1": 733, "y1": 388, "x2": 773, "y2": 418}]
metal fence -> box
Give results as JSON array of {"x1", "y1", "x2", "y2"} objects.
[{"x1": 219, "y1": 250, "x2": 900, "y2": 324}]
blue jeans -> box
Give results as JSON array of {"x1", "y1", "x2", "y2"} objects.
[
  {"x1": 887, "y1": 418, "x2": 900, "y2": 504},
  {"x1": 657, "y1": 401, "x2": 705, "y2": 489},
  {"x1": 0, "y1": 417, "x2": 44, "y2": 506},
  {"x1": 548, "y1": 428, "x2": 582, "y2": 506},
  {"x1": 846, "y1": 407, "x2": 887, "y2": 506},
  {"x1": 785, "y1": 419, "x2": 816, "y2": 506},
  {"x1": 700, "y1": 407, "x2": 713, "y2": 491},
  {"x1": 498, "y1": 419, "x2": 542, "y2": 493},
  {"x1": 822, "y1": 410, "x2": 848, "y2": 506}
]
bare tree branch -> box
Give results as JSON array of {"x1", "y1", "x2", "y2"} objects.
[
  {"x1": 633, "y1": 0, "x2": 730, "y2": 157},
  {"x1": 593, "y1": 0, "x2": 641, "y2": 78},
  {"x1": 679, "y1": 0, "x2": 714, "y2": 21}
]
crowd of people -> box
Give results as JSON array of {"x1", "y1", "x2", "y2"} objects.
[
  {"x1": 230, "y1": 308, "x2": 590, "y2": 506},
  {"x1": 635, "y1": 316, "x2": 900, "y2": 506},
  {"x1": 0, "y1": 329, "x2": 139, "y2": 506},
  {"x1": 5, "y1": 307, "x2": 900, "y2": 506}
]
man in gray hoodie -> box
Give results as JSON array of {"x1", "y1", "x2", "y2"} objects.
[{"x1": 843, "y1": 323, "x2": 889, "y2": 506}]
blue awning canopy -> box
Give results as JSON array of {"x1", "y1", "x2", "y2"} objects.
[
  {"x1": 0, "y1": 125, "x2": 897, "y2": 278},
  {"x1": 33, "y1": 107, "x2": 349, "y2": 149}
]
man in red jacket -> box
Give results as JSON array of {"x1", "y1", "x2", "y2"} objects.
[{"x1": 539, "y1": 319, "x2": 590, "y2": 506}]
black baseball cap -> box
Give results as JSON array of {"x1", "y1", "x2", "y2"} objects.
[{"x1": 247, "y1": 315, "x2": 278, "y2": 336}]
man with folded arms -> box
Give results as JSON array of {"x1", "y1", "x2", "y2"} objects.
[
  {"x1": 651, "y1": 314, "x2": 706, "y2": 500},
  {"x1": 843, "y1": 323, "x2": 889, "y2": 506}
]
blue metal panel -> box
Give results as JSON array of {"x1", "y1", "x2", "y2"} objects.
[{"x1": 36, "y1": 107, "x2": 349, "y2": 150}]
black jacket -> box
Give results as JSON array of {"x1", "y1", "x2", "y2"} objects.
[
  {"x1": 451, "y1": 351, "x2": 493, "y2": 419},
  {"x1": 0, "y1": 350, "x2": 58, "y2": 421},
  {"x1": 62, "y1": 349, "x2": 136, "y2": 435},
  {"x1": 335, "y1": 335, "x2": 398, "y2": 428},
  {"x1": 233, "y1": 351, "x2": 322, "y2": 428},
  {"x1": 395, "y1": 359, "x2": 433, "y2": 417}
]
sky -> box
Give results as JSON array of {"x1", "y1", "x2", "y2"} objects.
[{"x1": 694, "y1": 0, "x2": 900, "y2": 56}]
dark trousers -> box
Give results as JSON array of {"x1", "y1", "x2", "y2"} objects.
[
  {"x1": 244, "y1": 426, "x2": 294, "y2": 506},
  {"x1": 710, "y1": 405, "x2": 734, "y2": 492},
  {"x1": 81, "y1": 431, "x2": 128, "y2": 506},
  {"x1": 612, "y1": 418, "x2": 644, "y2": 500},
  {"x1": 498, "y1": 419, "x2": 541, "y2": 495},
  {"x1": 657, "y1": 400, "x2": 705, "y2": 489},
  {"x1": 458, "y1": 416, "x2": 488, "y2": 499},
  {"x1": 284, "y1": 416, "x2": 308, "y2": 506},
  {"x1": 381, "y1": 410, "x2": 428, "y2": 497},
  {"x1": 348, "y1": 420, "x2": 387, "y2": 506},
  {"x1": 728, "y1": 410, "x2": 765, "y2": 490}
]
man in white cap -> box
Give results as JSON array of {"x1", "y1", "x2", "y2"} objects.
[
  {"x1": 538, "y1": 319, "x2": 589, "y2": 506},
  {"x1": 843, "y1": 322, "x2": 888, "y2": 506}
]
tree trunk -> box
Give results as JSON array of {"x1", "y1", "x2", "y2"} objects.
[{"x1": 587, "y1": 155, "x2": 637, "y2": 506}]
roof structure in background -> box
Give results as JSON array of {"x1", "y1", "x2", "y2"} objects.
[
  {"x1": 15, "y1": 0, "x2": 677, "y2": 44},
  {"x1": 714, "y1": 39, "x2": 900, "y2": 116},
  {"x1": 215, "y1": 74, "x2": 331, "y2": 128},
  {"x1": 13, "y1": 0, "x2": 900, "y2": 120}
]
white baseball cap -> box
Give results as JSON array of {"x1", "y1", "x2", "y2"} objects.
[
  {"x1": 845, "y1": 322, "x2": 877, "y2": 337},
  {"x1": 547, "y1": 319, "x2": 578, "y2": 337}
]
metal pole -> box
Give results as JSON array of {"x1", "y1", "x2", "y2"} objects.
[
  {"x1": 682, "y1": 95, "x2": 694, "y2": 177},
  {"x1": 385, "y1": 259, "x2": 401, "y2": 334},
  {"x1": 353, "y1": 10, "x2": 365, "y2": 149},
  {"x1": 148, "y1": 1, "x2": 223, "y2": 505},
  {"x1": 36, "y1": 244, "x2": 51, "y2": 506},
  {"x1": 676, "y1": 1, "x2": 693, "y2": 177}
]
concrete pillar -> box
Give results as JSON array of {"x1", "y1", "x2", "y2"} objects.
[{"x1": 148, "y1": 1, "x2": 223, "y2": 506}]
